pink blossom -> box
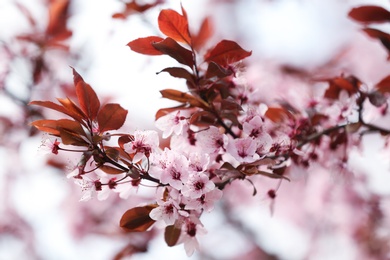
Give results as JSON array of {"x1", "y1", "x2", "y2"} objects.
[
  {"x1": 160, "y1": 153, "x2": 189, "y2": 190},
  {"x1": 39, "y1": 136, "x2": 61, "y2": 155},
  {"x1": 184, "y1": 189, "x2": 223, "y2": 212},
  {"x1": 188, "y1": 152, "x2": 210, "y2": 173},
  {"x1": 149, "y1": 199, "x2": 180, "y2": 225},
  {"x1": 180, "y1": 218, "x2": 207, "y2": 256},
  {"x1": 243, "y1": 115, "x2": 264, "y2": 138},
  {"x1": 155, "y1": 111, "x2": 188, "y2": 138},
  {"x1": 227, "y1": 137, "x2": 259, "y2": 163},
  {"x1": 196, "y1": 126, "x2": 227, "y2": 154},
  {"x1": 124, "y1": 130, "x2": 159, "y2": 162},
  {"x1": 182, "y1": 173, "x2": 215, "y2": 199}
]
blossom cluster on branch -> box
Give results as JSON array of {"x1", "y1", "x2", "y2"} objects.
[{"x1": 29, "y1": 4, "x2": 390, "y2": 257}]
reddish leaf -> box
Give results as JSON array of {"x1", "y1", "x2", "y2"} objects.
[
  {"x1": 160, "y1": 89, "x2": 207, "y2": 108},
  {"x1": 164, "y1": 225, "x2": 181, "y2": 247},
  {"x1": 72, "y1": 68, "x2": 100, "y2": 120},
  {"x1": 41, "y1": 119, "x2": 87, "y2": 146},
  {"x1": 155, "y1": 104, "x2": 187, "y2": 120},
  {"x1": 189, "y1": 111, "x2": 216, "y2": 126},
  {"x1": 120, "y1": 205, "x2": 157, "y2": 232},
  {"x1": 192, "y1": 17, "x2": 213, "y2": 51},
  {"x1": 30, "y1": 119, "x2": 61, "y2": 136},
  {"x1": 29, "y1": 100, "x2": 70, "y2": 116},
  {"x1": 99, "y1": 165, "x2": 126, "y2": 175},
  {"x1": 97, "y1": 103, "x2": 128, "y2": 132},
  {"x1": 157, "y1": 67, "x2": 195, "y2": 84},
  {"x1": 376, "y1": 74, "x2": 390, "y2": 93},
  {"x1": 118, "y1": 135, "x2": 134, "y2": 150},
  {"x1": 363, "y1": 28, "x2": 390, "y2": 53},
  {"x1": 265, "y1": 107, "x2": 291, "y2": 123},
  {"x1": 158, "y1": 9, "x2": 191, "y2": 45},
  {"x1": 127, "y1": 36, "x2": 165, "y2": 55},
  {"x1": 205, "y1": 62, "x2": 233, "y2": 79},
  {"x1": 349, "y1": 5, "x2": 390, "y2": 23},
  {"x1": 152, "y1": 37, "x2": 194, "y2": 68},
  {"x1": 57, "y1": 97, "x2": 87, "y2": 123},
  {"x1": 205, "y1": 40, "x2": 251, "y2": 67},
  {"x1": 46, "y1": 0, "x2": 71, "y2": 38},
  {"x1": 112, "y1": 0, "x2": 162, "y2": 19},
  {"x1": 324, "y1": 76, "x2": 361, "y2": 99}
]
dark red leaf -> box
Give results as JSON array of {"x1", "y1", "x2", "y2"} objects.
[
  {"x1": 152, "y1": 37, "x2": 194, "y2": 68},
  {"x1": 118, "y1": 135, "x2": 134, "y2": 150},
  {"x1": 30, "y1": 119, "x2": 61, "y2": 136},
  {"x1": 57, "y1": 119, "x2": 88, "y2": 144},
  {"x1": 160, "y1": 89, "x2": 207, "y2": 108},
  {"x1": 127, "y1": 36, "x2": 165, "y2": 55},
  {"x1": 56, "y1": 97, "x2": 87, "y2": 124},
  {"x1": 158, "y1": 9, "x2": 191, "y2": 45},
  {"x1": 73, "y1": 68, "x2": 100, "y2": 120},
  {"x1": 29, "y1": 100, "x2": 70, "y2": 116},
  {"x1": 205, "y1": 61, "x2": 233, "y2": 79},
  {"x1": 97, "y1": 103, "x2": 128, "y2": 132},
  {"x1": 349, "y1": 5, "x2": 390, "y2": 23},
  {"x1": 112, "y1": 0, "x2": 161, "y2": 19},
  {"x1": 376, "y1": 74, "x2": 390, "y2": 93},
  {"x1": 157, "y1": 67, "x2": 195, "y2": 84},
  {"x1": 46, "y1": 0, "x2": 71, "y2": 37},
  {"x1": 99, "y1": 165, "x2": 126, "y2": 175},
  {"x1": 155, "y1": 105, "x2": 187, "y2": 120},
  {"x1": 120, "y1": 205, "x2": 157, "y2": 232},
  {"x1": 363, "y1": 28, "x2": 390, "y2": 54},
  {"x1": 324, "y1": 76, "x2": 361, "y2": 99},
  {"x1": 205, "y1": 40, "x2": 251, "y2": 67},
  {"x1": 192, "y1": 17, "x2": 213, "y2": 51},
  {"x1": 265, "y1": 107, "x2": 291, "y2": 123},
  {"x1": 164, "y1": 225, "x2": 181, "y2": 247}
]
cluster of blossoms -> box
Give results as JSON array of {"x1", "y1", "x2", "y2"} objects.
[{"x1": 30, "y1": 4, "x2": 390, "y2": 257}]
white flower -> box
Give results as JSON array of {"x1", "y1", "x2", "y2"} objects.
[
  {"x1": 160, "y1": 153, "x2": 189, "y2": 190},
  {"x1": 182, "y1": 173, "x2": 215, "y2": 199},
  {"x1": 155, "y1": 111, "x2": 188, "y2": 138},
  {"x1": 196, "y1": 126, "x2": 227, "y2": 154},
  {"x1": 124, "y1": 130, "x2": 159, "y2": 162},
  {"x1": 226, "y1": 137, "x2": 259, "y2": 163},
  {"x1": 149, "y1": 199, "x2": 180, "y2": 226}
]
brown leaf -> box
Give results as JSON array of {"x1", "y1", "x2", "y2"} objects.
[
  {"x1": 97, "y1": 103, "x2": 128, "y2": 132},
  {"x1": 205, "y1": 40, "x2": 251, "y2": 67},
  {"x1": 127, "y1": 36, "x2": 165, "y2": 55},
  {"x1": 120, "y1": 205, "x2": 157, "y2": 232},
  {"x1": 164, "y1": 225, "x2": 181, "y2": 247},
  {"x1": 158, "y1": 9, "x2": 191, "y2": 45},
  {"x1": 152, "y1": 37, "x2": 194, "y2": 68},
  {"x1": 349, "y1": 5, "x2": 390, "y2": 23},
  {"x1": 72, "y1": 68, "x2": 100, "y2": 120}
]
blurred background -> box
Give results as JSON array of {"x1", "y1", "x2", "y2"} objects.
[{"x1": 1, "y1": 0, "x2": 390, "y2": 259}]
